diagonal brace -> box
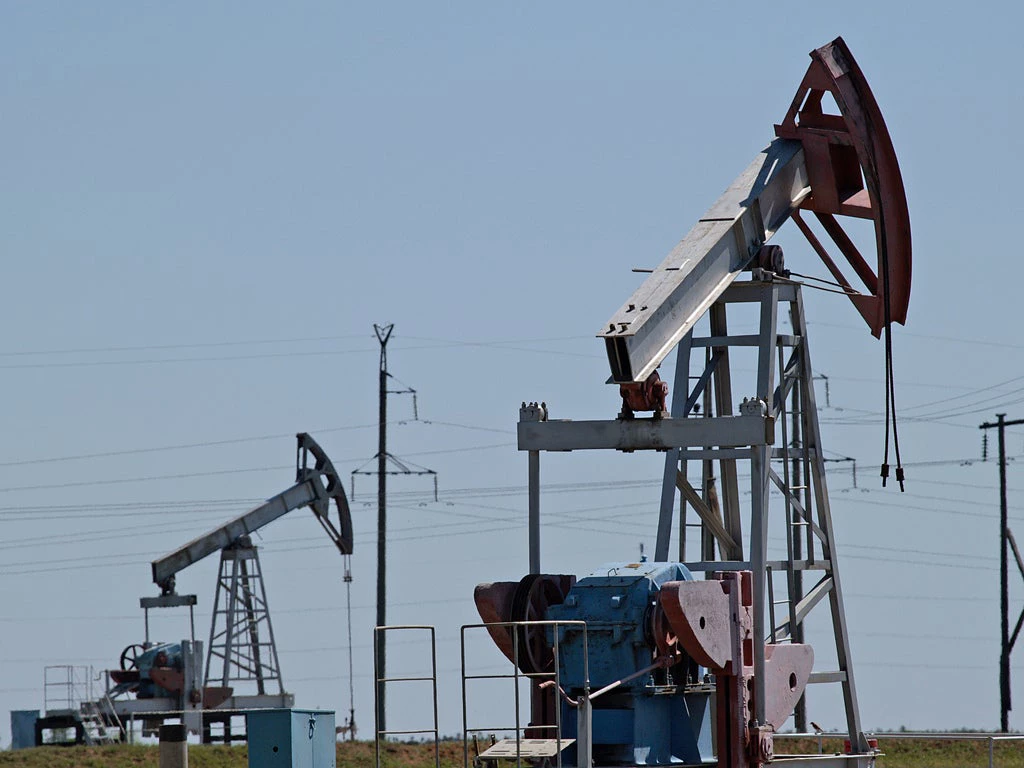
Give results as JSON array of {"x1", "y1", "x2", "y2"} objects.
[
  {"x1": 676, "y1": 473, "x2": 739, "y2": 557},
  {"x1": 768, "y1": 467, "x2": 828, "y2": 546},
  {"x1": 774, "y1": 574, "x2": 834, "y2": 642},
  {"x1": 685, "y1": 350, "x2": 724, "y2": 417},
  {"x1": 772, "y1": 347, "x2": 803, "y2": 419}
]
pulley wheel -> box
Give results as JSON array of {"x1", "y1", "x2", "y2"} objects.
[
  {"x1": 508, "y1": 575, "x2": 566, "y2": 674},
  {"x1": 120, "y1": 643, "x2": 146, "y2": 671}
]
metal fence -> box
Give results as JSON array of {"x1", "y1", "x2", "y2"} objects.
[{"x1": 775, "y1": 731, "x2": 1024, "y2": 768}]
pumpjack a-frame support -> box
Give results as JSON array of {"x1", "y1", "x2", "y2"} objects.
[
  {"x1": 518, "y1": 278, "x2": 869, "y2": 753},
  {"x1": 205, "y1": 537, "x2": 286, "y2": 698}
]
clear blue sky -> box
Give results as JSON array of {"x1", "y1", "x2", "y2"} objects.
[{"x1": 1, "y1": 2, "x2": 1022, "y2": 745}]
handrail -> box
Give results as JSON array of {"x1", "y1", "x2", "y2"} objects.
[
  {"x1": 373, "y1": 625, "x2": 440, "y2": 768},
  {"x1": 775, "y1": 731, "x2": 1024, "y2": 768},
  {"x1": 461, "y1": 620, "x2": 589, "y2": 768}
]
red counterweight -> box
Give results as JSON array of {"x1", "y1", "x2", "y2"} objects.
[{"x1": 660, "y1": 571, "x2": 815, "y2": 768}]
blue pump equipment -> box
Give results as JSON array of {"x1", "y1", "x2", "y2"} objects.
[
  {"x1": 109, "y1": 642, "x2": 184, "y2": 699},
  {"x1": 476, "y1": 561, "x2": 715, "y2": 766},
  {"x1": 547, "y1": 562, "x2": 713, "y2": 765}
]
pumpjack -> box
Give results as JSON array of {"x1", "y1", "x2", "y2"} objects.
[
  {"x1": 471, "y1": 37, "x2": 911, "y2": 767},
  {"x1": 102, "y1": 432, "x2": 354, "y2": 741}
]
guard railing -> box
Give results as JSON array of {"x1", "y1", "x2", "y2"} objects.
[
  {"x1": 373, "y1": 625, "x2": 440, "y2": 768},
  {"x1": 460, "y1": 619, "x2": 590, "y2": 768},
  {"x1": 775, "y1": 731, "x2": 1024, "y2": 768}
]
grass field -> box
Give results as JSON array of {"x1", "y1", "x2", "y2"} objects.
[{"x1": 1, "y1": 737, "x2": 1022, "y2": 768}]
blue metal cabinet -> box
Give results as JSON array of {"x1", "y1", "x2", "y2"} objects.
[
  {"x1": 10, "y1": 710, "x2": 39, "y2": 750},
  {"x1": 247, "y1": 709, "x2": 336, "y2": 768}
]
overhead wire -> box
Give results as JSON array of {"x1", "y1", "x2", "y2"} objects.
[
  {"x1": 0, "y1": 332, "x2": 597, "y2": 370},
  {"x1": 0, "y1": 418, "x2": 511, "y2": 472},
  {"x1": 0, "y1": 333, "x2": 371, "y2": 358},
  {"x1": 0, "y1": 441, "x2": 514, "y2": 495},
  {"x1": 0, "y1": 423, "x2": 380, "y2": 468},
  {"x1": 808, "y1": 320, "x2": 1024, "y2": 352}
]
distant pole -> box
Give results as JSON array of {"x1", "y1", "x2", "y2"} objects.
[
  {"x1": 374, "y1": 323, "x2": 393, "y2": 735},
  {"x1": 999, "y1": 414, "x2": 1008, "y2": 734},
  {"x1": 980, "y1": 412, "x2": 1024, "y2": 732},
  {"x1": 354, "y1": 325, "x2": 435, "y2": 738}
]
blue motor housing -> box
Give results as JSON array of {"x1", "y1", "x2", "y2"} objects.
[
  {"x1": 134, "y1": 642, "x2": 184, "y2": 699},
  {"x1": 546, "y1": 562, "x2": 714, "y2": 766}
]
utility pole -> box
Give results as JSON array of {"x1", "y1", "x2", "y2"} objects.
[
  {"x1": 375, "y1": 323, "x2": 392, "y2": 735},
  {"x1": 353, "y1": 324, "x2": 437, "y2": 738},
  {"x1": 980, "y1": 413, "x2": 1024, "y2": 732}
]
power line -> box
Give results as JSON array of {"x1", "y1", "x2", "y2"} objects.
[
  {"x1": 0, "y1": 347, "x2": 379, "y2": 370},
  {"x1": 898, "y1": 375, "x2": 1024, "y2": 414},
  {"x1": 0, "y1": 441, "x2": 513, "y2": 495},
  {"x1": 0, "y1": 419, "x2": 511, "y2": 470},
  {"x1": 808, "y1": 320, "x2": 1024, "y2": 351},
  {"x1": 0, "y1": 585, "x2": 1002, "y2": 626},
  {"x1": 0, "y1": 333, "x2": 598, "y2": 370},
  {"x1": 0, "y1": 334, "x2": 374, "y2": 358},
  {"x1": 0, "y1": 423, "x2": 380, "y2": 467}
]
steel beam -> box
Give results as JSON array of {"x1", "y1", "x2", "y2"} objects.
[
  {"x1": 600, "y1": 140, "x2": 809, "y2": 384},
  {"x1": 518, "y1": 414, "x2": 772, "y2": 453},
  {"x1": 656, "y1": 331, "x2": 694, "y2": 560},
  {"x1": 151, "y1": 481, "x2": 318, "y2": 588},
  {"x1": 529, "y1": 451, "x2": 540, "y2": 574},
  {"x1": 710, "y1": 303, "x2": 744, "y2": 559},
  {"x1": 792, "y1": 288, "x2": 866, "y2": 749},
  {"x1": 676, "y1": 474, "x2": 738, "y2": 556}
]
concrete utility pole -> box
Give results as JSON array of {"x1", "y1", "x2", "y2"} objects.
[
  {"x1": 374, "y1": 323, "x2": 393, "y2": 734},
  {"x1": 354, "y1": 325, "x2": 436, "y2": 737},
  {"x1": 979, "y1": 413, "x2": 1024, "y2": 732}
]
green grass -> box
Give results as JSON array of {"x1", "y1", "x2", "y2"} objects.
[
  {"x1": 0, "y1": 744, "x2": 243, "y2": 768},
  {"x1": 2, "y1": 737, "x2": 1022, "y2": 767}
]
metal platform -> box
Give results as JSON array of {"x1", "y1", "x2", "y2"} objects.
[{"x1": 478, "y1": 738, "x2": 576, "y2": 760}]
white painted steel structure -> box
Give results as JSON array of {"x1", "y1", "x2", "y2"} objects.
[
  {"x1": 600, "y1": 139, "x2": 809, "y2": 385},
  {"x1": 520, "y1": 130, "x2": 875, "y2": 763}
]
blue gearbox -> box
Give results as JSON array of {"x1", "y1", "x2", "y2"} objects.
[
  {"x1": 110, "y1": 642, "x2": 184, "y2": 699},
  {"x1": 546, "y1": 562, "x2": 714, "y2": 766}
]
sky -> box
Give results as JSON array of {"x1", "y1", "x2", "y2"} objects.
[{"x1": 2, "y1": 0, "x2": 1024, "y2": 748}]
